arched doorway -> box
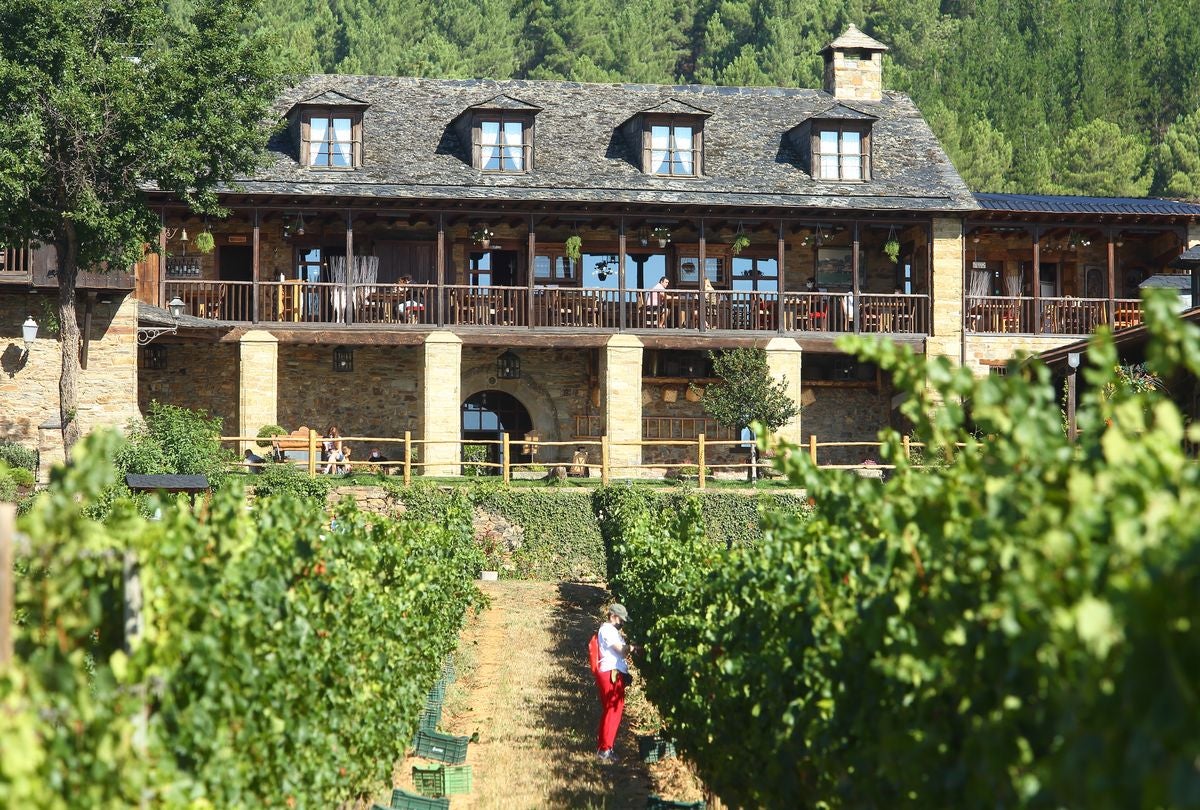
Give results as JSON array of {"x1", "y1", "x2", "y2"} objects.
[{"x1": 462, "y1": 390, "x2": 533, "y2": 473}]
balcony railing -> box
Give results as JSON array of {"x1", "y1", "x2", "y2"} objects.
[
  {"x1": 965, "y1": 296, "x2": 1144, "y2": 335},
  {"x1": 150, "y1": 280, "x2": 941, "y2": 336}
]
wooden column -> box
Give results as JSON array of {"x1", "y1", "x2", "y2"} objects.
[
  {"x1": 851, "y1": 221, "x2": 861, "y2": 333},
  {"x1": 527, "y1": 215, "x2": 536, "y2": 329},
  {"x1": 436, "y1": 214, "x2": 446, "y2": 327},
  {"x1": 618, "y1": 218, "x2": 627, "y2": 331},
  {"x1": 158, "y1": 214, "x2": 168, "y2": 308},
  {"x1": 1031, "y1": 227, "x2": 1041, "y2": 333},
  {"x1": 251, "y1": 209, "x2": 260, "y2": 323},
  {"x1": 344, "y1": 210, "x2": 354, "y2": 325},
  {"x1": 1106, "y1": 230, "x2": 1116, "y2": 328},
  {"x1": 776, "y1": 220, "x2": 786, "y2": 333},
  {"x1": 698, "y1": 217, "x2": 707, "y2": 332}
]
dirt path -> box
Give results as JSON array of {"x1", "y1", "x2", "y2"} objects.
[{"x1": 396, "y1": 580, "x2": 654, "y2": 809}]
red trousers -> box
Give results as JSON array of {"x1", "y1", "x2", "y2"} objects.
[{"x1": 595, "y1": 668, "x2": 627, "y2": 751}]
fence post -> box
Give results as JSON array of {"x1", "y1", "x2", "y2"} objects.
[
  {"x1": 601, "y1": 435, "x2": 610, "y2": 486},
  {"x1": 697, "y1": 433, "x2": 706, "y2": 490},
  {"x1": 902, "y1": 435, "x2": 911, "y2": 461},
  {"x1": 808, "y1": 434, "x2": 818, "y2": 465},
  {"x1": 0, "y1": 503, "x2": 13, "y2": 669},
  {"x1": 501, "y1": 433, "x2": 511, "y2": 485},
  {"x1": 403, "y1": 431, "x2": 412, "y2": 486},
  {"x1": 307, "y1": 429, "x2": 318, "y2": 477}
]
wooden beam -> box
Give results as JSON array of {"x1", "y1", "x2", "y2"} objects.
[{"x1": 252, "y1": 209, "x2": 260, "y2": 324}]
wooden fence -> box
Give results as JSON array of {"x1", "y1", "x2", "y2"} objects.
[{"x1": 224, "y1": 431, "x2": 941, "y2": 489}]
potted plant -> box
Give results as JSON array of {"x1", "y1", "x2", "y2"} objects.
[
  {"x1": 731, "y1": 230, "x2": 750, "y2": 255},
  {"x1": 471, "y1": 227, "x2": 494, "y2": 249},
  {"x1": 883, "y1": 227, "x2": 900, "y2": 264},
  {"x1": 565, "y1": 234, "x2": 582, "y2": 262},
  {"x1": 652, "y1": 226, "x2": 671, "y2": 248},
  {"x1": 194, "y1": 230, "x2": 215, "y2": 254}
]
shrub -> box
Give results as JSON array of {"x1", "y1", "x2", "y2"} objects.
[
  {"x1": 255, "y1": 423, "x2": 286, "y2": 448},
  {"x1": 117, "y1": 401, "x2": 232, "y2": 485},
  {"x1": 461, "y1": 443, "x2": 488, "y2": 476},
  {"x1": 0, "y1": 440, "x2": 38, "y2": 473},
  {"x1": 251, "y1": 461, "x2": 332, "y2": 502}
]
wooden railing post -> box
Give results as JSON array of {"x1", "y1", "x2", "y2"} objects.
[
  {"x1": 403, "y1": 431, "x2": 412, "y2": 486},
  {"x1": 808, "y1": 434, "x2": 818, "y2": 465},
  {"x1": 307, "y1": 429, "x2": 318, "y2": 478},
  {"x1": 501, "y1": 433, "x2": 511, "y2": 485},
  {"x1": 902, "y1": 435, "x2": 911, "y2": 462},
  {"x1": 697, "y1": 433, "x2": 706, "y2": 490},
  {"x1": 601, "y1": 435, "x2": 610, "y2": 486}
]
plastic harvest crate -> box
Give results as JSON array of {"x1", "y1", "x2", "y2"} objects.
[
  {"x1": 412, "y1": 729, "x2": 469, "y2": 764},
  {"x1": 646, "y1": 797, "x2": 704, "y2": 810},
  {"x1": 419, "y1": 697, "x2": 442, "y2": 732},
  {"x1": 385, "y1": 787, "x2": 449, "y2": 810},
  {"x1": 637, "y1": 734, "x2": 677, "y2": 763},
  {"x1": 412, "y1": 764, "x2": 474, "y2": 798}
]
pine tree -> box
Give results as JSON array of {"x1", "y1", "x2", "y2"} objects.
[
  {"x1": 1050, "y1": 119, "x2": 1152, "y2": 197},
  {"x1": 1156, "y1": 108, "x2": 1200, "y2": 199}
]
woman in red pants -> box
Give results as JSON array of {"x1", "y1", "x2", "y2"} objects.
[{"x1": 594, "y1": 603, "x2": 638, "y2": 762}]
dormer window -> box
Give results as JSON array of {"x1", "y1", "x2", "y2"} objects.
[
  {"x1": 305, "y1": 111, "x2": 361, "y2": 168},
  {"x1": 287, "y1": 90, "x2": 370, "y2": 171},
  {"x1": 649, "y1": 123, "x2": 697, "y2": 176},
  {"x1": 813, "y1": 125, "x2": 870, "y2": 181},
  {"x1": 476, "y1": 117, "x2": 531, "y2": 173}
]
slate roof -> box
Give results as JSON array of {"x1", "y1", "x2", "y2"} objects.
[
  {"x1": 822, "y1": 25, "x2": 889, "y2": 53},
  {"x1": 1171, "y1": 245, "x2": 1200, "y2": 266},
  {"x1": 975, "y1": 193, "x2": 1200, "y2": 217},
  {"x1": 229, "y1": 75, "x2": 977, "y2": 213}
]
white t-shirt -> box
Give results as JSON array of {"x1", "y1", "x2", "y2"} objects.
[{"x1": 597, "y1": 622, "x2": 628, "y2": 674}]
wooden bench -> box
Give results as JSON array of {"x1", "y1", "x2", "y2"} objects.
[{"x1": 272, "y1": 426, "x2": 313, "y2": 463}]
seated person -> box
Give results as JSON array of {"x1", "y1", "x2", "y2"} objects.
[
  {"x1": 647, "y1": 276, "x2": 670, "y2": 327},
  {"x1": 397, "y1": 275, "x2": 424, "y2": 322},
  {"x1": 367, "y1": 447, "x2": 390, "y2": 472},
  {"x1": 243, "y1": 448, "x2": 265, "y2": 473}
]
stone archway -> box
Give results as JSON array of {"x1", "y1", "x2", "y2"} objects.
[{"x1": 459, "y1": 369, "x2": 568, "y2": 463}]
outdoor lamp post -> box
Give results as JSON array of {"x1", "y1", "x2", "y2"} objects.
[
  {"x1": 168, "y1": 296, "x2": 185, "y2": 318},
  {"x1": 1067, "y1": 351, "x2": 1081, "y2": 442},
  {"x1": 21, "y1": 315, "x2": 37, "y2": 356},
  {"x1": 497, "y1": 349, "x2": 521, "y2": 380}
]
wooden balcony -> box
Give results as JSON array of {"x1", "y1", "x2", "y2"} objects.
[
  {"x1": 965, "y1": 296, "x2": 1144, "y2": 335},
  {"x1": 0, "y1": 243, "x2": 135, "y2": 290},
  {"x1": 161, "y1": 278, "x2": 933, "y2": 337}
]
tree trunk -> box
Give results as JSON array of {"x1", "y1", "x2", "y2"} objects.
[
  {"x1": 749, "y1": 442, "x2": 758, "y2": 482},
  {"x1": 57, "y1": 228, "x2": 82, "y2": 459}
]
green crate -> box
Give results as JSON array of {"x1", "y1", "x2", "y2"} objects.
[
  {"x1": 412, "y1": 729, "x2": 469, "y2": 764},
  {"x1": 637, "y1": 733, "x2": 677, "y2": 763},
  {"x1": 388, "y1": 787, "x2": 449, "y2": 809},
  {"x1": 441, "y1": 659, "x2": 456, "y2": 684},
  {"x1": 411, "y1": 764, "x2": 445, "y2": 798},
  {"x1": 443, "y1": 764, "x2": 473, "y2": 795},
  {"x1": 419, "y1": 697, "x2": 442, "y2": 732},
  {"x1": 427, "y1": 679, "x2": 446, "y2": 704},
  {"x1": 646, "y1": 797, "x2": 704, "y2": 810}
]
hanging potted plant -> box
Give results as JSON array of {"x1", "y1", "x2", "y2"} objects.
[
  {"x1": 652, "y1": 226, "x2": 671, "y2": 248},
  {"x1": 565, "y1": 234, "x2": 583, "y2": 262},
  {"x1": 194, "y1": 230, "x2": 215, "y2": 255},
  {"x1": 731, "y1": 229, "x2": 751, "y2": 256},
  {"x1": 471, "y1": 227, "x2": 494, "y2": 249},
  {"x1": 883, "y1": 227, "x2": 900, "y2": 264}
]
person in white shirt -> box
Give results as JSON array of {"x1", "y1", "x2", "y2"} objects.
[{"x1": 594, "y1": 603, "x2": 639, "y2": 762}]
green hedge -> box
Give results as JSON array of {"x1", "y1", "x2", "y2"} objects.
[
  {"x1": 384, "y1": 481, "x2": 808, "y2": 581},
  {"x1": 0, "y1": 440, "x2": 37, "y2": 473}
]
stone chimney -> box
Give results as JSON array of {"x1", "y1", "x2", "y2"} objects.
[{"x1": 821, "y1": 24, "x2": 888, "y2": 102}]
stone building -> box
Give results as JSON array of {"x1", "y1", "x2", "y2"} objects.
[{"x1": 2, "y1": 26, "x2": 1198, "y2": 475}]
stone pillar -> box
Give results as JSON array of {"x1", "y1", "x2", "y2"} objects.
[
  {"x1": 764, "y1": 337, "x2": 803, "y2": 447},
  {"x1": 238, "y1": 330, "x2": 278, "y2": 453},
  {"x1": 421, "y1": 331, "x2": 462, "y2": 476},
  {"x1": 601, "y1": 334, "x2": 643, "y2": 477},
  {"x1": 926, "y1": 217, "x2": 964, "y2": 364}
]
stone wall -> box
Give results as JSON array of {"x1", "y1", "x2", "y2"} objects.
[
  {"x1": 801, "y1": 383, "x2": 895, "y2": 466},
  {"x1": 964, "y1": 334, "x2": 1080, "y2": 376},
  {"x1": 138, "y1": 341, "x2": 239, "y2": 428},
  {"x1": 277, "y1": 344, "x2": 422, "y2": 453},
  {"x1": 0, "y1": 291, "x2": 139, "y2": 454},
  {"x1": 461, "y1": 345, "x2": 592, "y2": 465}
]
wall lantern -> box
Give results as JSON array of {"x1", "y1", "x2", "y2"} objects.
[
  {"x1": 21, "y1": 315, "x2": 38, "y2": 354},
  {"x1": 333, "y1": 345, "x2": 353, "y2": 372},
  {"x1": 168, "y1": 296, "x2": 185, "y2": 319},
  {"x1": 496, "y1": 349, "x2": 521, "y2": 380},
  {"x1": 144, "y1": 343, "x2": 168, "y2": 370}
]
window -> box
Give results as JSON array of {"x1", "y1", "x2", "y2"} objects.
[
  {"x1": 533, "y1": 253, "x2": 577, "y2": 284},
  {"x1": 676, "y1": 255, "x2": 725, "y2": 287},
  {"x1": 649, "y1": 124, "x2": 698, "y2": 176},
  {"x1": 475, "y1": 117, "x2": 532, "y2": 172},
  {"x1": 303, "y1": 111, "x2": 361, "y2": 168},
  {"x1": 814, "y1": 126, "x2": 868, "y2": 181},
  {"x1": 732, "y1": 257, "x2": 778, "y2": 293}
]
